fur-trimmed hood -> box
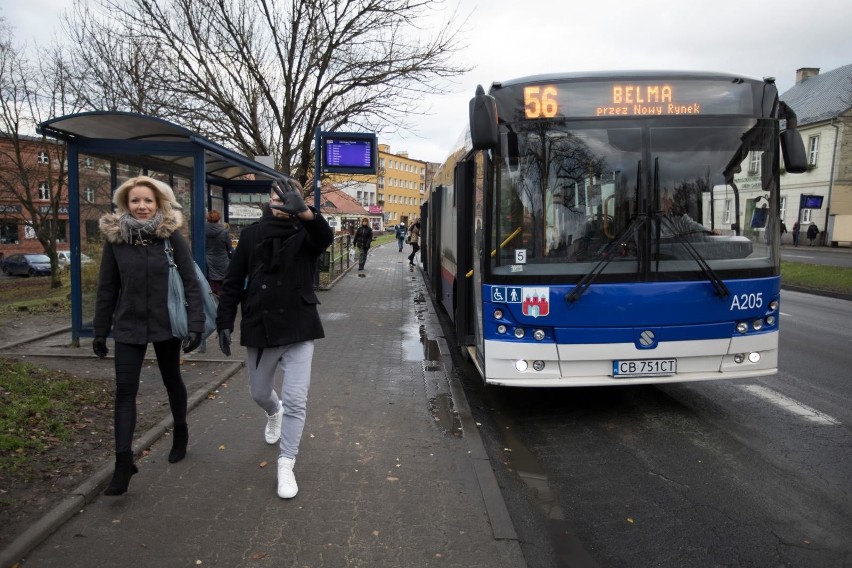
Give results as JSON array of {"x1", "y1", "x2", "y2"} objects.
[{"x1": 99, "y1": 210, "x2": 185, "y2": 244}]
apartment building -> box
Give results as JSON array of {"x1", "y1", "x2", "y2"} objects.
[{"x1": 325, "y1": 143, "x2": 428, "y2": 229}]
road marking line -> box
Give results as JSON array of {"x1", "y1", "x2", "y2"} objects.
[
  {"x1": 779, "y1": 312, "x2": 791, "y2": 317},
  {"x1": 739, "y1": 385, "x2": 841, "y2": 425}
]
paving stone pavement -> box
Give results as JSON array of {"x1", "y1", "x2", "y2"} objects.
[{"x1": 13, "y1": 243, "x2": 526, "y2": 568}]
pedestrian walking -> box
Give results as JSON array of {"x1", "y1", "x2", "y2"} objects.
[
  {"x1": 395, "y1": 222, "x2": 407, "y2": 252},
  {"x1": 92, "y1": 176, "x2": 204, "y2": 496},
  {"x1": 205, "y1": 209, "x2": 232, "y2": 296},
  {"x1": 216, "y1": 179, "x2": 333, "y2": 499},
  {"x1": 353, "y1": 217, "x2": 374, "y2": 271},
  {"x1": 806, "y1": 222, "x2": 819, "y2": 246},
  {"x1": 792, "y1": 221, "x2": 800, "y2": 246},
  {"x1": 407, "y1": 219, "x2": 421, "y2": 267},
  {"x1": 780, "y1": 220, "x2": 787, "y2": 246}
]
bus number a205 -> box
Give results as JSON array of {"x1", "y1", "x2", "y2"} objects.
[{"x1": 730, "y1": 292, "x2": 763, "y2": 310}]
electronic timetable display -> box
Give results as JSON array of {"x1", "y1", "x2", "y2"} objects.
[{"x1": 322, "y1": 132, "x2": 377, "y2": 174}]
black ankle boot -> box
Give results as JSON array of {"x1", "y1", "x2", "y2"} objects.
[
  {"x1": 104, "y1": 452, "x2": 138, "y2": 496},
  {"x1": 168, "y1": 424, "x2": 188, "y2": 463}
]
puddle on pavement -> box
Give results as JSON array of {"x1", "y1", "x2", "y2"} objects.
[
  {"x1": 322, "y1": 312, "x2": 349, "y2": 321},
  {"x1": 429, "y1": 393, "x2": 462, "y2": 437}
]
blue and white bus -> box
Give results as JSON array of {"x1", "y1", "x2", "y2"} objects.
[{"x1": 425, "y1": 71, "x2": 807, "y2": 387}]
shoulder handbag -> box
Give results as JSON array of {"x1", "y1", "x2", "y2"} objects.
[{"x1": 164, "y1": 238, "x2": 218, "y2": 340}]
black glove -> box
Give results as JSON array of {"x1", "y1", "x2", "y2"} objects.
[
  {"x1": 218, "y1": 329, "x2": 232, "y2": 356},
  {"x1": 182, "y1": 331, "x2": 201, "y2": 353},
  {"x1": 92, "y1": 336, "x2": 108, "y2": 358},
  {"x1": 270, "y1": 180, "x2": 308, "y2": 216}
]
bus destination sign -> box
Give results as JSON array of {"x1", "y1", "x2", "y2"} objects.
[{"x1": 518, "y1": 79, "x2": 752, "y2": 120}]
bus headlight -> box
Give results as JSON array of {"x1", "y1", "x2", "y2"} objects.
[
  {"x1": 533, "y1": 329, "x2": 545, "y2": 341},
  {"x1": 514, "y1": 328, "x2": 525, "y2": 339},
  {"x1": 734, "y1": 353, "x2": 745, "y2": 363},
  {"x1": 748, "y1": 352, "x2": 761, "y2": 363},
  {"x1": 497, "y1": 325, "x2": 507, "y2": 334},
  {"x1": 532, "y1": 360, "x2": 545, "y2": 371},
  {"x1": 765, "y1": 315, "x2": 776, "y2": 326},
  {"x1": 752, "y1": 319, "x2": 763, "y2": 331},
  {"x1": 769, "y1": 300, "x2": 779, "y2": 311},
  {"x1": 493, "y1": 309, "x2": 503, "y2": 320},
  {"x1": 514, "y1": 360, "x2": 528, "y2": 372},
  {"x1": 736, "y1": 322, "x2": 748, "y2": 334}
]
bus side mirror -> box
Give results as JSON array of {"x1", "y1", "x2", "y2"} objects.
[
  {"x1": 778, "y1": 101, "x2": 807, "y2": 173},
  {"x1": 469, "y1": 85, "x2": 498, "y2": 150},
  {"x1": 780, "y1": 129, "x2": 807, "y2": 173}
]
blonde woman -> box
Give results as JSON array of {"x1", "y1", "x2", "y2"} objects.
[{"x1": 93, "y1": 176, "x2": 204, "y2": 495}]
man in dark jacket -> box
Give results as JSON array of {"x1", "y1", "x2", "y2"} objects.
[
  {"x1": 216, "y1": 179, "x2": 333, "y2": 499},
  {"x1": 353, "y1": 217, "x2": 373, "y2": 271}
]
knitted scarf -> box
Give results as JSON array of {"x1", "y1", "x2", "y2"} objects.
[
  {"x1": 254, "y1": 207, "x2": 302, "y2": 273},
  {"x1": 118, "y1": 211, "x2": 165, "y2": 245}
]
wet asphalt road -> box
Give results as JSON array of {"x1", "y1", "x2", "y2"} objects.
[{"x1": 448, "y1": 290, "x2": 852, "y2": 568}]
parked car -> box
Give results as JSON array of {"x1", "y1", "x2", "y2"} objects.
[
  {"x1": 57, "y1": 250, "x2": 94, "y2": 271},
  {"x1": 1, "y1": 253, "x2": 52, "y2": 276}
]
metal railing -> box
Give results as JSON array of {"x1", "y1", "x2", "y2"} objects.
[{"x1": 318, "y1": 233, "x2": 353, "y2": 289}]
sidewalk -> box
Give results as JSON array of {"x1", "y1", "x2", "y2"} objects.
[{"x1": 5, "y1": 243, "x2": 526, "y2": 568}]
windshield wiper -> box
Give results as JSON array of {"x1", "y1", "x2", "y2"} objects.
[
  {"x1": 565, "y1": 214, "x2": 648, "y2": 303},
  {"x1": 656, "y1": 214, "x2": 730, "y2": 298}
]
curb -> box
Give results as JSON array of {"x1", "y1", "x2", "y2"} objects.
[
  {"x1": 0, "y1": 361, "x2": 244, "y2": 568},
  {"x1": 416, "y1": 266, "x2": 524, "y2": 561}
]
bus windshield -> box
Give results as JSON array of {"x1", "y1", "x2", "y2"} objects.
[{"x1": 491, "y1": 117, "x2": 779, "y2": 281}]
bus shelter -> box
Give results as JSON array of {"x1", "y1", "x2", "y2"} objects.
[{"x1": 38, "y1": 111, "x2": 288, "y2": 344}]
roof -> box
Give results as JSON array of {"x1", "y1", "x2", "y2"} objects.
[
  {"x1": 307, "y1": 186, "x2": 370, "y2": 216},
  {"x1": 780, "y1": 64, "x2": 852, "y2": 126},
  {"x1": 38, "y1": 111, "x2": 286, "y2": 182}
]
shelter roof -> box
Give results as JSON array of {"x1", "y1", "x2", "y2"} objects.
[{"x1": 38, "y1": 111, "x2": 285, "y2": 182}]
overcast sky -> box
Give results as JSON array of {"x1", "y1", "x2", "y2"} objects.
[{"x1": 4, "y1": 0, "x2": 852, "y2": 164}]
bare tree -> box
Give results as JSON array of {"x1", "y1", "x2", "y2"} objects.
[
  {"x1": 64, "y1": 0, "x2": 470, "y2": 188},
  {"x1": 0, "y1": 22, "x2": 84, "y2": 288}
]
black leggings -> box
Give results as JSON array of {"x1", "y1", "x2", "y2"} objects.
[
  {"x1": 113, "y1": 339, "x2": 186, "y2": 453},
  {"x1": 407, "y1": 243, "x2": 420, "y2": 264}
]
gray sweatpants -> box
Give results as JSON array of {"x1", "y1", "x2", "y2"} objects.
[{"x1": 246, "y1": 341, "x2": 314, "y2": 460}]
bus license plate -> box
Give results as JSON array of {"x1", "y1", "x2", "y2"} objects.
[{"x1": 612, "y1": 358, "x2": 677, "y2": 378}]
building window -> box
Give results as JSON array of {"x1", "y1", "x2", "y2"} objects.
[
  {"x1": 748, "y1": 152, "x2": 760, "y2": 176},
  {"x1": 802, "y1": 209, "x2": 812, "y2": 223},
  {"x1": 83, "y1": 186, "x2": 95, "y2": 202},
  {"x1": 780, "y1": 196, "x2": 787, "y2": 223},
  {"x1": 83, "y1": 156, "x2": 95, "y2": 169},
  {"x1": 38, "y1": 182, "x2": 51, "y2": 200},
  {"x1": 37, "y1": 151, "x2": 49, "y2": 164},
  {"x1": 1, "y1": 221, "x2": 19, "y2": 244},
  {"x1": 808, "y1": 136, "x2": 819, "y2": 167}
]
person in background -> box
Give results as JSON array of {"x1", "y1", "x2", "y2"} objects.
[
  {"x1": 806, "y1": 222, "x2": 820, "y2": 246},
  {"x1": 93, "y1": 176, "x2": 204, "y2": 496},
  {"x1": 353, "y1": 217, "x2": 373, "y2": 271},
  {"x1": 407, "y1": 219, "x2": 421, "y2": 267},
  {"x1": 205, "y1": 209, "x2": 232, "y2": 296},
  {"x1": 216, "y1": 179, "x2": 333, "y2": 499},
  {"x1": 395, "y1": 222, "x2": 407, "y2": 252},
  {"x1": 792, "y1": 221, "x2": 801, "y2": 247},
  {"x1": 780, "y1": 220, "x2": 788, "y2": 246}
]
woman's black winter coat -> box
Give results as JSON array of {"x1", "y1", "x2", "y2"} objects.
[
  {"x1": 216, "y1": 207, "x2": 334, "y2": 348},
  {"x1": 94, "y1": 211, "x2": 204, "y2": 344},
  {"x1": 205, "y1": 221, "x2": 232, "y2": 281}
]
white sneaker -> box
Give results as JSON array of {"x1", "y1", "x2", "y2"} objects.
[
  {"x1": 265, "y1": 402, "x2": 283, "y2": 445},
  {"x1": 277, "y1": 456, "x2": 298, "y2": 499}
]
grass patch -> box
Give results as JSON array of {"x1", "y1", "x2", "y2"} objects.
[
  {"x1": 0, "y1": 357, "x2": 111, "y2": 479},
  {"x1": 781, "y1": 261, "x2": 852, "y2": 296},
  {"x1": 0, "y1": 277, "x2": 70, "y2": 314}
]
